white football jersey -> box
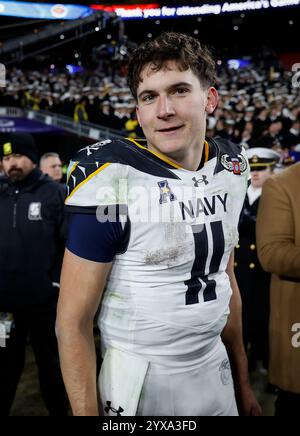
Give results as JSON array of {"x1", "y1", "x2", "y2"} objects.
[{"x1": 65, "y1": 137, "x2": 249, "y2": 370}]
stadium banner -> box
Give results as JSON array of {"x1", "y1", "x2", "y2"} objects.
[
  {"x1": 0, "y1": 1, "x2": 93, "y2": 20},
  {"x1": 0, "y1": 117, "x2": 64, "y2": 134},
  {"x1": 91, "y1": 1, "x2": 300, "y2": 20}
]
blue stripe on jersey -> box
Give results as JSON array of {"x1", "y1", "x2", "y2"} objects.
[
  {"x1": 66, "y1": 213, "x2": 125, "y2": 263},
  {"x1": 185, "y1": 222, "x2": 225, "y2": 305},
  {"x1": 209, "y1": 221, "x2": 225, "y2": 274},
  {"x1": 185, "y1": 226, "x2": 208, "y2": 305}
]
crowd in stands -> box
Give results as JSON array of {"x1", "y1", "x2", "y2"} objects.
[
  {"x1": 208, "y1": 66, "x2": 300, "y2": 161},
  {"x1": 1, "y1": 45, "x2": 300, "y2": 416},
  {"x1": 0, "y1": 65, "x2": 140, "y2": 136},
  {"x1": 1, "y1": 59, "x2": 300, "y2": 159}
]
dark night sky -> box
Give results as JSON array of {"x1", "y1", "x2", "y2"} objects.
[{"x1": 0, "y1": 1, "x2": 299, "y2": 67}]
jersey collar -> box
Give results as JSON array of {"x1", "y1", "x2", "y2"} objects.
[{"x1": 127, "y1": 138, "x2": 212, "y2": 171}]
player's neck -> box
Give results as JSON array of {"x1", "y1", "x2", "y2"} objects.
[{"x1": 147, "y1": 140, "x2": 205, "y2": 172}]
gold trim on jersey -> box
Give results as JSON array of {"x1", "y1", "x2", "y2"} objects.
[
  {"x1": 67, "y1": 161, "x2": 79, "y2": 184},
  {"x1": 126, "y1": 138, "x2": 182, "y2": 169},
  {"x1": 204, "y1": 140, "x2": 209, "y2": 163},
  {"x1": 127, "y1": 138, "x2": 210, "y2": 169},
  {"x1": 65, "y1": 162, "x2": 111, "y2": 202}
]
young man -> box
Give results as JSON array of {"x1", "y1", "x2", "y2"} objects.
[{"x1": 57, "y1": 32, "x2": 261, "y2": 416}]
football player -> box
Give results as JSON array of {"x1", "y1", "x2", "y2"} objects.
[{"x1": 56, "y1": 32, "x2": 261, "y2": 416}]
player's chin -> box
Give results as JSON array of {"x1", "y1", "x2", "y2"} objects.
[{"x1": 154, "y1": 135, "x2": 186, "y2": 155}]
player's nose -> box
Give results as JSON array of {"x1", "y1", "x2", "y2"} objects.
[{"x1": 157, "y1": 95, "x2": 175, "y2": 119}]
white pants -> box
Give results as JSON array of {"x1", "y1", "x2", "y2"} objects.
[
  {"x1": 100, "y1": 340, "x2": 238, "y2": 416},
  {"x1": 136, "y1": 341, "x2": 238, "y2": 416}
]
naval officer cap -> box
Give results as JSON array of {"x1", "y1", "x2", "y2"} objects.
[{"x1": 246, "y1": 147, "x2": 280, "y2": 170}]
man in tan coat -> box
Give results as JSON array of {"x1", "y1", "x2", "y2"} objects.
[{"x1": 256, "y1": 162, "x2": 300, "y2": 416}]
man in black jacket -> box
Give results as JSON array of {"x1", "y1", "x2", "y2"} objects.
[{"x1": 0, "y1": 133, "x2": 68, "y2": 416}]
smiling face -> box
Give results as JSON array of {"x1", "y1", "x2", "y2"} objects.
[{"x1": 136, "y1": 61, "x2": 218, "y2": 165}]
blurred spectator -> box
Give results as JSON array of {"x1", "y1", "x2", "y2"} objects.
[
  {"x1": 97, "y1": 100, "x2": 114, "y2": 128},
  {"x1": 235, "y1": 148, "x2": 280, "y2": 371},
  {"x1": 283, "y1": 121, "x2": 300, "y2": 150},
  {"x1": 25, "y1": 89, "x2": 41, "y2": 111},
  {"x1": 257, "y1": 162, "x2": 300, "y2": 416},
  {"x1": 0, "y1": 133, "x2": 68, "y2": 416},
  {"x1": 125, "y1": 110, "x2": 139, "y2": 138},
  {"x1": 252, "y1": 108, "x2": 270, "y2": 141},
  {"x1": 73, "y1": 97, "x2": 88, "y2": 124},
  {"x1": 113, "y1": 102, "x2": 130, "y2": 130},
  {"x1": 124, "y1": 110, "x2": 144, "y2": 139},
  {"x1": 256, "y1": 121, "x2": 283, "y2": 149},
  {"x1": 285, "y1": 144, "x2": 300, "y2": 165},
  {"x1": 0, "y1": 160, "x2": 5, "y2": 178},
  {"x1": 40, "y1": 152, "x2": 63, "y2": 183}
]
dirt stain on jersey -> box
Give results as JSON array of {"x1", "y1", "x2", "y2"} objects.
[
  {"x1": 144, "y1": 246, "x2": 183, "y2": 266},
  {"x1": 144, "y1": 223, "x2": 193, "y2": 267}
]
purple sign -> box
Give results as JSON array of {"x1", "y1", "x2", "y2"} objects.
[{"x1": 0, "y1": 117, "x2": 63, "y2": 134}]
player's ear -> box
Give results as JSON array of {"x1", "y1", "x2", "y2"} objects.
[{"x1": 205, "y1": 87, "x2": 218, "y2": 115}]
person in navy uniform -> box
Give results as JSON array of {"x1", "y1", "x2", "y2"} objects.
[{"x1": 235, "y1": 147, "x2": 280, "y2": 370}]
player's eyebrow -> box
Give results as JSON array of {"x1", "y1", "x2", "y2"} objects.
[{"x1": 137, "y1": 82, "x2": 193, "y2": 101}]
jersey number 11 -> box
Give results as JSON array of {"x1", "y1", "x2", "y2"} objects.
[{"x1": 185, "y1": 221, "x2": 225, "y2": 305}]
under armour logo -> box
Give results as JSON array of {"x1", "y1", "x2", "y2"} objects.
[
  {"x1": 104, "y1": 401, "x2": 124, "y2": 416},
  {"x1": 192, "y1": 176, "x2": 208, "y2": 187}
]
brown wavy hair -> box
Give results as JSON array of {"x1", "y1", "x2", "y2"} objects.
[{"x1": 128, "y1": 32, "x2": 216, "y2": 100}]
